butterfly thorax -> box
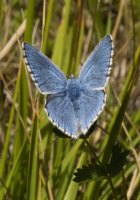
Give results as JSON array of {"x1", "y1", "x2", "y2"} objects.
[{"x1": 67, "y1": 78, "x2": 81, "y2": 102}]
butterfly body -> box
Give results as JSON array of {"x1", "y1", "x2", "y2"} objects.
[
  {"x1": 22, "y1": 35, "x2": 113, "y2": 139},
  {"x1": 67, "y1": 78, "x2": 81, "y2": 101}
]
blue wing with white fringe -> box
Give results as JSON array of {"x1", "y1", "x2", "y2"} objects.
[
  {"x1": 22, "y1": 43, "x2": 67, "y2": 94},
  {"x1": 79, "y1": 35, "x2": 113, "y2": 90}
]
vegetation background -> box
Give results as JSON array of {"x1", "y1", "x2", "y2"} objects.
[{"x1": 0, "y1": 0, "x2": 140, "y2": 199}]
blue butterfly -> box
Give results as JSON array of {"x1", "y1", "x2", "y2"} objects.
[{"x1": 22, "y1": 35, "x2": 113, "y2": 139}]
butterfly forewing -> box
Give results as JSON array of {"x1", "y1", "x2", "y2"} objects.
[
  {"x1": 22, "y1": 43, "x2": 67, "y2": 94},
  {"x1": 79, "y1": 35, "x2": 113, "y2": 90}
]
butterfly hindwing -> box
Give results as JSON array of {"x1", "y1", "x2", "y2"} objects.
[
  {"x1": 22, "y1": 43, "x2": 67, "y2": 94},
  {"x1": 45, "y1": 93, "x2": 77, "y2": 138},
  {"x1": 78, "y1": 89, "x2": 105, "y2": 133},
  {"x1": 79, "y1": 35, "x2": 113, "y2": 90}
]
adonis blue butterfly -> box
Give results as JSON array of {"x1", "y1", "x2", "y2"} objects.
[{"x1": 22, "y1": 35, "x2": 113, "y2": 139}]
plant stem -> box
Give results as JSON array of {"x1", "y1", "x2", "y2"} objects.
[
  {"x1": 84, "y1": 138, "x2": 102, "y2": 166},
  {"x1": 84, "y1": 138, "x2": 119, "y2": 200},
  {"x1": 108, "y1": 178, "x2": 119, "y2": 200}
]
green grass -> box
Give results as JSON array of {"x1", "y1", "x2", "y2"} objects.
[{"x1": 0, "y1": 0, "x2": 140, "y2": 199}]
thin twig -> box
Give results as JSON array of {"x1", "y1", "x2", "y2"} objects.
[
  {"x1": 127, "y1": 168, "x2": 140, "y2": 200},
  {"x1": 112, "y1": 0, "x2": 125, "y2": 39},
  {"x1": 0, "y1": 19, "x2": 26, "y2": 61}
]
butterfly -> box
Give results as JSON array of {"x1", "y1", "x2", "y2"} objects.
[{"x1": 22, "y1": 35, "x2": 113, "y2": 139}]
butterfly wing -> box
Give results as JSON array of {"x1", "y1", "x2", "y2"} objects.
[
  {"x1": 78, "y1": 35, "x2": 113, "y2": 135},
  {"x1": 45, "y1": 93, "x2": 77, "y2": 138},
  {"x1": 22, "y1": 43, "x2": 67, "y2": 94},
  {"x1": 78, "y1": 89, "x2": 105, "y2": 134},
  {"x1": 79, "y1": 35, "x2": 113, "y2": 90}
]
